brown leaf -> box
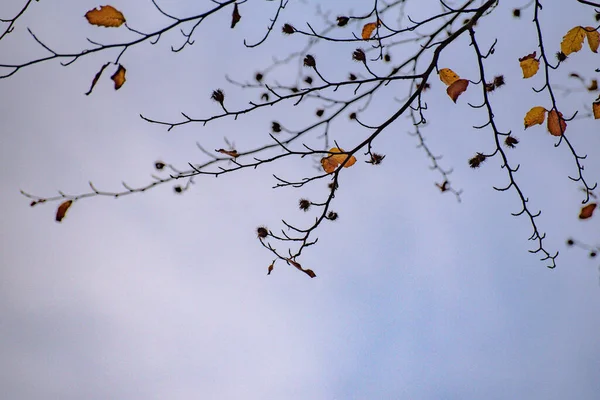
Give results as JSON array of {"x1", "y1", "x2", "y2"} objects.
[
  {"x1": 216, "y1": 148, "x2": 239, "y2": 158},
  {"x1": 85, "y1": 5, "x2": 126, "y2": 28},
  {"x1": 110, "y1": 65, "x2": 126, "y2": 90},
  {"x1": 267, "y1": 261, "x2": 274, "y2": 275},
  {"x1": 547, "y1": 110, "x2": 567, "y2": 136},
  {"x1": 588, "y1": 79, "x2": 598, "y2": 92},
  {"x1": 85, "y1": 62, "x2": 110, "y2": 96},
  {"x1": 231, "y1": 3, "x2": 241, "y2": 29},
  {"x1": 447, "y1": 79, "x2": 469, "y2": 103},
  {"x1": 56, "y1": 200, "x2": 73, "y2": 222},
  {"x1": 593, "y1": 97, "x2": 600, "y2": 119},
  {"x1": 579, "y1": 203, "x2": 597, "y2": 219},
  {"x1": 286, "y1": 258, "x2": 316, "y2": 278}
]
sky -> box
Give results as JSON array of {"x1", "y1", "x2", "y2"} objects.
[{"x1": 1, "y1": 1, "x2": 600, "y2": 399}]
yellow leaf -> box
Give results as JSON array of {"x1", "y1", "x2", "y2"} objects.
[
  {"x1": 439, "y1": 68, "x2": 460, "y2": 86},
  {"x1": 593, "y1": 98, "x2": 600, "y2": 119},
  {"x1": 524, "y1": 106, "x2": 546, "y2": 129},
  {"x1": 56, "y1": 200, "x2": 72, "y2": 222},
  {"x1": 447, "y1": 79, "x2": 469, "y2": 103},
  {"x1": 585, "y1": 26, "x2": 600, "y2": 53},
  {"x1": 519, "y1": 52, "x2": 539, "y2": 79},
  {"x1": 561, "y1": 26, "x2": 586, "y2": 56},
  {"x1": 361, "y1": 21, "x2": 378, "y2": 40},
  {"x1": 110, "y1": 65, "x2": 126, "y2": 90},
  {"x1": 579, "y1": 203, "x2": 597, "y2": 220},
  {"x1": 547, "y1": 110, "x2": 567, "y2": 136},
  {"x1": 320, "y1": 147, "x2": 357, "y2": 174},
  {"x1": 85, "y1": 5, "x2": 126, "y2": 28}
]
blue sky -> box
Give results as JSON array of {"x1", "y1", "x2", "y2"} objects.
[{"x1": 1, "y1": 1, "x2": 600, "y2": 399}]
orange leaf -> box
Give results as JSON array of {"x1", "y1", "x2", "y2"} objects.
[
  {"x1": 547, "y1": 110, "x2": 566, "y2": 136},
  {"x1": 85, "y1": 62, "x2": 110, "y2": 96},
  {"x1": 447, "y1": 79, "x2": 469, "y2": 103},
  {"x1": 524, "y1": 106, "x2": 546, "y2": 129},
  {"x1": 519, "y1": 52, "x2": 539, "y2": 78},
  {"x1": 56, "y1": 200, "x2": 73, "y2": 222},
  {"x1": 439, "y1": 68, "x2": 460, "y2": 86},
  {"x1": 231, "y1": 3, "x2": 241, "y2": 29},
  {"x1": 361, "y1": 21, "x2": 378, "y2": 40},
  {"x1": 321, "y1": 147, "x2": 357, "y2": 174},
  {"x1": 110, "y1": 65, "x2": 126, "y2": 90},
  {"x1": 216, "y1": 148, "x2": 239, "y2": 158},
  {"x1": 593, "y1": 97, "x2": 600, "y2": 119},
  {"x1": 579, "y1": 203, "x2": 597, "y2": 219},
  {"x1": 561, "y1": 26, "x2": 586, "y2": 56},
  {"x1": 585, "y1": 27, "x2": 600, "y2": 53},
  {"x1": 85, "y1": 5, "x2": 126, "y2": 28}
]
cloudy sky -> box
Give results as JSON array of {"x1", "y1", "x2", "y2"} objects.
[{"x1": 1, "y1": 1, "x2": 600, "y2": 399}]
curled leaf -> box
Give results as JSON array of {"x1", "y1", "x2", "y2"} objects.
[
  {"x1": 85, "y1": 62, "x2": 110, "y2": 96},
  {"x1": 231, "y1": 3, "x2": 241, "y2": 29},
  {"x1": 56, "y1": 200, "x2": 73, "y2": 222},
  {"x1": 561, "y1": 26, "x2": 586, "y2": 56},
  {"x1": 585, "y1": 27, "x2": 600, "y2": 53},
  {"x1": 547, "y1": 110, "x2": 566, "y2": 136},
  {"x1": 85, "y1": 5, "x2": 126, "y2": 28},
  {"x1": 439, "y1": 68, "x2": 460, "y2": 86},
  {"x1": 286, "y1": 258, "x2": 316, "y2": 278},
  {"x1": 110, "y1": 65, "x2": 126, "y2": 90},
  {"x1": 216, "y1": 148, "x2": 239, "y2": 158},
  {"x1": 447, "y1": 79, "x2": 469, "y2": 103},
  {"x1": 524, "y1": 106, "x2": 546, "y2": 129},
  {"x1": 519, "y1": 52, "x2": 539, "y2": 78},
  {"x1": 579, "y1": 203, "x2": 597, "y2": 219}
]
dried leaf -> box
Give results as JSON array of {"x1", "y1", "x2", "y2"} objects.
[
  {"x1": 361, "y1": 21, "x2": 378, "y2": 40},
  {"x1": 56, "y1": 200, "x2": 73, "y2": 222},
  {"x1": 561, "y1": 26, "x2": 586, "y2": 56},
  {"x1": 447, "y1": 79, "x2": 469, "y2": 103},
  {"x1": 110, "y1": 65, "x2": 126, "y2": 90},
  {"x1": 579, "y1": 203, "x2": 597, "y2": 219},
  {"x1": 547, "y1": 110, "x2": 567, "y2": 136},
  {"x1": 593, "y1": 97, "x2": 600, "y2": 119},
  {"x1": 519, "y1": 52, "x2": 539, "y2": 78},
  {"x1": 85, "y1": 5, "x2": 126, "y2": 28},
  {"x1": 85, "y1": 62, "x2": 110, "y2": 96},
  {"x1": 321, "y1": 147, "x2": 357, "y2": 174},
  {"x1": 439, "y1": 68, "x2": 460, "y2": 86},
  {"x1": 524, "y1": 106, "x2": 546, "y2": 129},
  {"x1": 231, "y1": 3, "x2": 241, "y2": 29},
  {"x1": 267, "y1": 261, "x2": 274, "y2": 275},
  {"x1": 216, "y1": 148, "x2": 239, "y2": 158},
  {"x1": 588, "y1": 79, "x2": 598, "y2": 91},
  {"x1": 286, "y1": 258, "x2": 316, "y2": 278},
  {"x1": 585, "y1": 27, "x2": 600, "y2": 53}
]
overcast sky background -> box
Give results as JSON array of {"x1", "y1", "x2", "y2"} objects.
[{"x1": 1, "y1": 1, "x2": 600, "y2": 399}]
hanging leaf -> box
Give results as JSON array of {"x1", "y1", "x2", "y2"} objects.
[
  {"x1": 85, "y1": 62, "x2": 110, "y2": 96},
  {"x1": 524, "y1": 106, "x2": 546, "y2": 128},
  {"x1": 286, "y1": 258, "x2": 316, "y2": 278},
  {"x1": 585, "y1": 27, "x2": 600, "y2": 53},
  {"x1": 519, "y1": 52, "x2": 539, "y2": 78},
  {"x1": 561, "y1": 26, "x2": 586, "y2": 56},
  {"x1": 110, "y1": 65, "x2": 126, "y2": 90},
  {"x1": 267, "y1": 260, "x2": 274, "y2": 275},
  {"x1": 579, "y1": 203, "x2": 597, "y2": 219},
  {"x1": 547, "y1": 110, "x2": 567, "y2": 136},
  {"x1": 588, "y1": 79, "x2": 598, "y2": 91},
  {"x1": 216, "y1": 148, "x2": 239, "y2": 158},
  {"x1": 85, "y1": 5, "x2": 126, "y2": 28},
  {"x1": 361, "y1": 21, "x2": 378, "y2": 40},
  {"x1": 439, "y1": 68, "x2": 460, "y2": 86},
  {"x1": 56, "y1": 200, "x2": 73, "y2": 222},
  {"x1": 231, "y1": 3, "x2": 241, "y2": 29},
  {"x1": 593, "y1": 97, "x2": 600, "y2": 119},
  {"x1": 320, "y1": 147, "x2": 357, "y2": 174},
  {"x1": 447, "y1": 79, "x2": 469, "y2": 103}
]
